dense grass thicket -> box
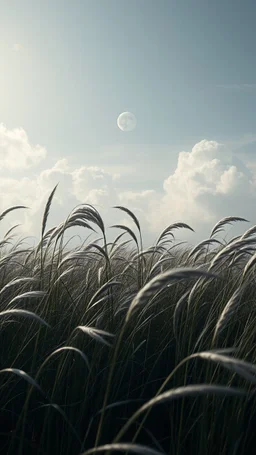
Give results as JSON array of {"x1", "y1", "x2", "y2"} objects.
[{"x1": 1, "y1": 186, "x2": 256, "y2": 454}]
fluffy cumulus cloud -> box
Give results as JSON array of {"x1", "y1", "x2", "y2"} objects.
[
  {"x1": 0, "y1": 124, "x2": 46, "y2": 170},
  {"x1": 71, "y1": 166, "x2": 118, "y2": 206},
  {"x1": 149, "y1": 140, "x2": 256, "y2": 242},
  {"x1": 0, "y1": 125, "x2": 256, "y2": 247}
]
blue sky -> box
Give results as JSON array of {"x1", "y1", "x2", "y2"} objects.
[{"x1": 0, "y1": 0, "x2": 256, "y2": 246}]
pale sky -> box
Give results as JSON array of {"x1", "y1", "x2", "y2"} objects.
[{"x1": 1, "y1": 0, "x2": 256, "y2": 248}]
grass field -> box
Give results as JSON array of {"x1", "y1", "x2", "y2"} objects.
[{"x1": 1, "y1": 186, "x2": 256, "y2": 454}]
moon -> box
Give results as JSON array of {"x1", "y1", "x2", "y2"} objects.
[{"x1": 117, "y1": 111, "x2": 137, "y2": 132}]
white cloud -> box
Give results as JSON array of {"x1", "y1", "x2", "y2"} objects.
[
  {"x1": 0, "y1": 124, "x2": 46, "y2": 171},
  {"x1": 71, "y1": 166, "x2": 117, "y2": 204},
  {"x1": 147, "y1": 140, "x2": 256, "y2": 242},
  {"x1": 0, "y1": 127, "x2": 255, "y2": 247}
]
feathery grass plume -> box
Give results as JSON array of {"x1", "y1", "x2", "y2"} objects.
[
  {"x1": 110, "y1": 224, "x2": 139, "y2": 248},
  {"x1": 66, "y1": 212, "x2": 97, "y2": 228},
  {"x1": 45, "y1": 222, "x2": 65, "y2": 247},
  {"x1": 0, "y1": 368, "x2": 46, "y2": 396},
  {"x1": 109, "y1": 232, "x2": 127, "y2": 254},
  {"x1": 209, "y1": 237, "x2": 256, "y2": 270},
  {"x1": 156, "y1": 222, "x2": 194, "y2": 245},
  {"x1": 0, "y1": 205, "x2": 28, "y2": 222},
  {"x1": 0, "y1": 249, "x2": 30, "y2": 268},
  {"x1": 36, "y1": 346, "x2": 91, "y2": 376},
  {"x1": 49, "y1": 220, "x2": 96, "y2": 253},
  {"x1": 81, "y1": 443, "x2": 165, "y2": 455},
  {"x1": 229, "y1": 248, "x2": 255, "y2": 270},
  {"x1": 0, "y1": 309, "x2": 50, "y2": 328},
  {"x1": 213, "y1": 285, "x2": 246, "y2": 343},
  {"x1": 226, "y1": 234, "x2": 242, "y2": 245},
  {"x1": 7, "y1": 290, "x2": 47, "y2": 307},
  {"x1": 0, "y1": 239, "x2": 12, "y2": 251},
  {"x1": 115, "y1": 291, "x2": 138, "y2": 316},
  {"x1": 84, "y1": 205, "x2": 106, "y2": 233},
  {"x1": 97, "y1": 265, "x2": 103, "y2": 286},
  {"x1": 86, "y1": 295, "x2": 111, "y2": 315},
  {"x1": 147, "y1": 257, "x2": 174, "y2": 279},
  {"x1": 143, "y1": 245, "x2": 164, "y2": 272},
  {"x1": 190, "y1": 351, "x2": 256, "y2": 384},
  {"x1": 234, "y1": 246, "x2": 256, "y2": 258},
  {"x1": 12, "y1": 238, "x2": 33, "y2": 252},
  {"x1": 87, "y1": 280, "x2": 121, "y2": 309},
  {"x1": 73, "y1": 325, "x2": 114, "y2": 347},
  {"x1": 120, "y1": 260, "x2": 141, "y2": 280},
  {"x1": 110, "y1": 239, "x2": 133, "y2": 259},
  {"x1": 24, "y1": 233, "x2": 54, "y2": 266},
  {"x1": 210, "y1": 216, "x2": 249, "y2": 239},
  {"x1": 41, "y1": 225, "x2": 57, "y2": 244},
  {"x1": 242, "y1": 250, "x2": 256, "y2": 280},
  {"x1": 41, "y1": 184, "x2": 58, "y2": 240},
  {"x1": 47, "y1": 206, "x2": 98, "y2": 262},
  {"x1": 187, "y1": 276, "x2": 206, "y2": 307},
  {"x1": 70, "y1": 204, "x2": 106, "y2": 237},
  {"x1": 58, "y1": 219, "x2": 95, "y2": 238},
  {"x1": 241, "y1": 224, "x2": 256, "y2": 240},
  {"x1": 62, "y1": 245, "x2": 88, "y2": 263},
  {"x1": 113, "y1": 384, "x2": 246, "y2": 444},
  {"x1": 0, "y1": 277, "x2": 40, "y2": 297},
  {"x1": 86, "y1": 243, "x2": 111, "y2": 264},
  {"x1": 193, "y1": 314, "x2": 213, "y2": 352},
  {"x1": 187, "y1": 238, "x2": 223, "y2": 260},
  {"x1": 112, "y1": 206, "x2": 142, "y2": 242},
  {"x1": 4, "y1": 223, "x2": 21, "y2": 238},
  {"x1": 53, "y1": 265, "x2": 81, "y2": 285},
  {"x1": 192, "y1": 249, "x2": 205, "y2": 263},
  {"x1": 173, "y1": 289, "x2": 191, "y2": 340},
  {"x1": 134, "y1": 248, "x2": 162, "y2": 274},
  {"x1": 165, "y1": 241, "x2": 188, "y2": 256},
  {"x1": 154, "y1": 242, "x2": 170, "y2": 253},
  {"x1": 133, "y1": 248, "x2": 159, "y2": 260},
  {"x1": 126, "y1": 268, "x2": 218, "y2": 321},
  {"x1": 57, "y1": 243, "x2": 108, "y2": 269},
  {"x1": 224, "y1": 251, "x2": 252, "y2": 271}
]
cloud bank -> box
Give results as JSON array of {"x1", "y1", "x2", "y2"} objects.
[
  {"x1": 0, "y1": 124, "x2": 46, "y2": 171},
  {"x1": 0, "y1": 125, "x2": 255, "y2": 247},
  {"x1": 151, "y1": 140, "x2": 255, "y2": 237}
]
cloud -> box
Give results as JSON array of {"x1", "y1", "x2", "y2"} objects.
[
  {"x1": 0, "y1": 126, "x2": 256, "y2": 247},
  {"x1": 148, "y1": 140, "x2": 256, "y2": 242},
  {"x1": 0, "y1": 124, "x2": 46, "y2": 171},
  {"x1": 0, "y1": 152, "x2": 122, "y2": 245},
  {"x1": 71, "y1": 166, "x2": 118, "y2": 205}
]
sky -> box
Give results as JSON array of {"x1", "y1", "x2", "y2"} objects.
[{"x1": 0, "y1": 0, "x2": 256, "y2": 249}]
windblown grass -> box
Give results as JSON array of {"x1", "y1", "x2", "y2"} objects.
[{"x1": 1, "y1": 188, "x2": 256, "y2": 454}]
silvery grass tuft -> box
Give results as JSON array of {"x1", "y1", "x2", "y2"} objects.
[{"x1": 1, "y1": 186, "x2": 256, "y2": 454}]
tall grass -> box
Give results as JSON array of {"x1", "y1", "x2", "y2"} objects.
[{"x1": 0, "y1": 188, "x2": 256, "y2": 454}]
